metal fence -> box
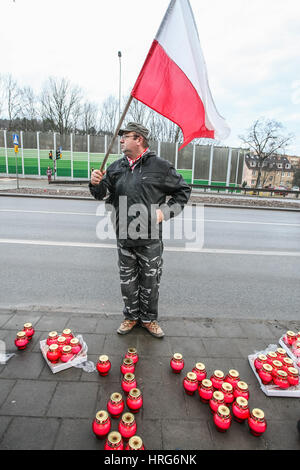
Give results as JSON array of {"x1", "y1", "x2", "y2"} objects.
[{"x1": 0, "y1": 130, "x2": 245, "y2": 186}]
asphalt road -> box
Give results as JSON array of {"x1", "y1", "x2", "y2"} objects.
[{"x1": 0, "y1": 196, "x2": 299, "y2": 321}]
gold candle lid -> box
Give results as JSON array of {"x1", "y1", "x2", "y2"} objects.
[
  {"x1": 217, "y1": 405, "x2": 230, "y2": 417},
  {"x1": 213, "y1": 391, "x2": 224, "y2": 401},
  {"x1": 221, "y1": 382, "x2": 233, "y2": 392},
  {"x1": 277, "y1": 370, "x2": 288, "y2": 378},
  {"x1": 124, "y1": 373, "x2": 135, "y2": 381},
  {"x1": 63, "y1": 328, "x2": 72, "y2": 335},
  {"x1": 17, "y1": 331, "x2": 26, "y2": 338},
  {"x1": 57, "y1": 336, "x2": 66, "y2": 343},
  {"x1": 173, "y1": 353, "x2": 183, "y2": 360},
  {"x1": 123, "y1": 357, "x2": 133, "y2": 365},
  {"x1": 283, "y1": 357, "x2": 293, "y2": 364},
  {"x1": 49, "y1": 344, "x2": 59, "y2": 351},
  {"x1": 121, "y1": 412, "x2": 135, "y2": 424},
  {"x1": 107, "y1": 431, "x2": 122, "y2": 445},
  {"x1": 228, "y1": 369, "x2": 239, "y2": 378},
  {"x1": 252, "y1": 408, "x2": 265, "y2": 419},
  {"x1": 202, "y1": 379, "x2": 212, "y2": 388},
  {"x1": 273, "y1": 360, "x2": 283, "y2": 367},
  {"x1": 70, "y1": 337, "x2": 79, "y2": 345},
  {"x1": 214, "y1": 370, "x2": 224, "y2": 378},
  {"x1": 95, "y1": 410, "x2": 109, "y2": 423},
  {"x1": 129, "y1": 388, "x2": 141, "y2": 398},
  {"x1": 262, "y1": 364, "x2": 273, "y2": 372},
  {"x1": 99, "y1": 355, "x2": 109, "y2": 362},
  {"x1": 258, "y1": 354, "x2": 267, "y2": 360},
  {"x1": 267, "y1": 351, "x2": 277, "y2": 357},
  {"x1": 127, "y1": 347, "x2": 137, "y2": 354},
  {"x1": 186, "y1": 372, "x2": 197, "y2": 381},
  {"x1": 128, "y1": 436, "x2": 143, "y2": 449},
  {"x1": 237, "y1": 381, "x2": 248, "y2": 390},
  {"x1": 276, "y1": 348, "x2": 286, "y2": 355},
  {"x1": 62, "y1": 345, "x2": 72, "y2": 353},
  {"x1": 287, "y1": 330, "x2": 296, "y2": 336},
  {"x1": 236, "y1": 396, "x2": 248, "y2": 407},
  {"x1": 24, "y1": 322, "x2": 32, "y2": 328},
  {"x1": 195, "y1": 362, "x2": 205, "y2": 370},
  {"x1": 288, "y1": 367, "x2": 299, "y2": 376},
  {"x1": 110, "y1": 392, "x2": 122, "y2": 403},
  {"x1": 48, "y1": 331, "x2": 58, "y2": 338}
]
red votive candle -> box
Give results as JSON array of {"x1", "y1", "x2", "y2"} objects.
[
  {"x1": 60, "y1": 345, "x2": 74, "y2": 362},
  {"x1": 266, "y1": 351, "x2": 277, "y2": 365},
  {"x1": 198, "y1": 379, "x2": 214, "y2": 403},
  {"x1": 282, "y1": 357, "x2": 294, "y2": 373},
  {"x1": 258, "y1": 364, "x2": 273, "y2": 385},
  {"x1": 92, "y1": 410, "x2": 111, "y2": 439},
  {"x1": 221, "y1": 382, "x2": 234, "y2": 405},
  {"x1": 248, "y1": 408, "x2": 267, "y2": 437},
  {"x1": 23, "y1": 323, "x2": 35, "y2": 340},
  {"x1": 122, "y1": 373, "x2": 137, "y2": 394},
  {"x1": 46, "y1": 331, "x2": 59, "y2": 346},
  {"x1": 292, "y1": 341, "x2": 300, "y2": 358},
  {"x1": 234, "y1": 381, "x2": 249, "y2": 401},
  {"x1": 70, "y1": 337, "x2": 82, "y2": 355},
  {"x1": 61, "y1": 328, "x2": 74, "y2": 344},
  {"x1": 47, "y1": 343, "x2": 61, "y2": 363},
  {"x1": 118, "y1": 412, "x2": 137, "y2": 441},
  {"x1": 284, "y1": 331, "x2": 297, "y2": 346},
  {"x1": 276, "y1": 348, "x2": 287, "y2": 360},
  {"x1": 126, "y1": 388, "x2": 143, "y2": 414},
  {"x1": 125, "y1": 436, "x2": 145, "y2": 450},
  {"x1": 97, "y1": 355, "x2": 111, "y2": 376},
  {"x1": 121, "y1": 358, "x2": 135, "y2": 375},
  {"x1": 213, "y1": 405, "x2": 231, "y2": 432},
  {"x1": 254, "y1": 354, "x2": 268, "y2": 371},
  {"x1": 210, "y1": 370, "x2": 225, "y2": 390},
  {"x1": 104, "y1": 431, "x2": 124, "y2": 450},
  {"x1": 192, "y1": 362, "x2": 207, "y2": 383},
  {"x1": 232, "y1": 397, "x2": 250, "y2": 423},
  {"x1": 170, "y1": 353, "x2": 184, "y2": 373},
  {"x1": 287, "y1": 367, "x2": 299, "y2": 386},
  {"x1": 107, "y1": 393, "x2": 124, "y2": 419},
  {"x1": 271, "y1": 360, "x2": 283, "y2": 378},
  {"x1": 209, "y1": 391, "x2": 225, "y2": 414},
  {"x1": 183, "y1": 372, "x2": 198, "y2": 395},
  {"x1": 57, "y1": 336, "x2": 67, "y2": 352},
  {"x1": 225, "y1": 369, "x2": 240, "y2": 388},
  {"x1": 15, "y1": 331, "x2": 29, "y2": 350},
  {"x1": 273, "y1": 370, "x2": 290, "y2": 389},
  {"x1": 125, "y1": 347, "x2": 139, "y2": 364}
]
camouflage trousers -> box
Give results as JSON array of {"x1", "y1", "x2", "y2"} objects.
[{"x1": 117, "y1": 240, "x2": 164, "y2": 323}]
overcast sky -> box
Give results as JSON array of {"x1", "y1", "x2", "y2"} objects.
[{"x1": 1, "y1": 0, "x2": 300, "y2": 154}]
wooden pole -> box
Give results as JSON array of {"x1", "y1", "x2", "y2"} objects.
[{"x1": 100, "y1": 95, "x2": 133, "y2": 172}]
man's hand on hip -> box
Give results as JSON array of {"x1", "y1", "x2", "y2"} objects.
[{"x1": 91, "y1": 169, "x2": 106, "y2": 186}]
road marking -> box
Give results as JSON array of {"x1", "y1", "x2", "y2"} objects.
[
  {"x1": 0, "y1": 238, "x2": 299, "y2": 257},
  {"x1": 0, "y1": 209, "x2": 299, "y2": 227}
]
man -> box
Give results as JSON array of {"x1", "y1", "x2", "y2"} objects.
[{"x1": 90, "y1": 122, "x2": 191, "y2": 338}]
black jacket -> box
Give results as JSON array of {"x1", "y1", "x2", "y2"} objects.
[{"x1": 89, "y1": 150, "x2": 191, "y2": 246}]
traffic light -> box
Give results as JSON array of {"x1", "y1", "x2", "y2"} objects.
[
  {"x1": 49, "y1": 151, "x2": 53, "y2": 160},
  {"x1": 56, "y1": 150, "x2": 62, "y2": 160}
]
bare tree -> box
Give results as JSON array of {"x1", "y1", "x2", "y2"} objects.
[
  {"x1": 40, "y1": 77, "x2": 82, "y2": 134},
  {"x1": 1, "y1": 74, "x2": 23, "y2": 130},
  {"x1": 98, "y1": 95, "x2": 119, "y2": 134},
  {"x1": 81, "y1": 101, "x2": 98, "y2": 135},
  {"x1": 239, "y1": 118, "x2": 294, "y2": 188}
]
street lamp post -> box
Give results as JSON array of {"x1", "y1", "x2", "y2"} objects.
[{"x1": 118, "y1": 51, "x2": 122, "y2": 155}]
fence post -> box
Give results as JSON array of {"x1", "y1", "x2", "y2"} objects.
[
  {"x1": 226, "y1": 148, "x2": 232, "y2": 192},
  {"x1": 37, "y1": 131, "x2": 41, "y2": 177},
  {"x1": 4, "y1": 130, "x2": 8, "y2": 175},
  {"x1": 208, "y1": 144, "x2": 214, "y2": 188},
  {"x1": 235, "y1": 150, "x2": 240, "y2": 187},
  {"x1": 20, "y1": 131, "x2": 24, "y2": 177},
  {"x1": 71, "y1": 133, "x2": 74, "y2": 179},
  {"x1": 175, "y1": 142, "x2": 178, "y2": 169},
  {"x1": 87, "y1": 134, "x2": 90, "y2": 178},
  {"x1": 192, "y1": 143, "x2": 196, "y2": 184},
  {"x1": 157, "y1": 140, "x2": 161, "y2": 158}
]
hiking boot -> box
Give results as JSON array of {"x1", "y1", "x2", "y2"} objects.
[
  {"x1": 142, "y1": 321, "x2": 165, "y2": 338},
  {"x1": 117, "y1": 319, "x2": 138, "y2": 335}
]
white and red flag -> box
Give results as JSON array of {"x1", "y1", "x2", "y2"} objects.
[{"x1": 131, "y1": 0, "x2": 230, "y2": 150}]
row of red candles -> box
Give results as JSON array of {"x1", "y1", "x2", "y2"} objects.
[
  {"x1": 283, "y1": 331, "x2": 300, "y2": 363},
  {"x1": 254, "y1": 348, "x2": 299, "y2": 388},
  {"x1": 92, "y1": 347, "x2": 145, "y2": 450},
  {"x1": 14, "y1": 323, "x2": 35, "y2": 349},
  {"x1": 45, "y1": 330, "x2": 83, "y2": 364},
  {"x1": 170, "y1": 353, "x2": 267, "y2": 436}
]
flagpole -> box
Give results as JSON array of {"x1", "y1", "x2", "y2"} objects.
[{"x1": 100, "y1": 95, "x2": 133, "y2": 172}]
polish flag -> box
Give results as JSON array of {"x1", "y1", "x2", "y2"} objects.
[{"x1": 131, "y1": 0, "x2": 230, "y2": 150}]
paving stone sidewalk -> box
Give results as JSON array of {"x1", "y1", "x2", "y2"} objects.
[{"x1": 0, "y1": 310, "x2": 299, "y2": 450}]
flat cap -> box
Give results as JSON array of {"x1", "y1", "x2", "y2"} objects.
[{"x1": 118, "y1": 122, "x2": 150, "y2": 140}]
